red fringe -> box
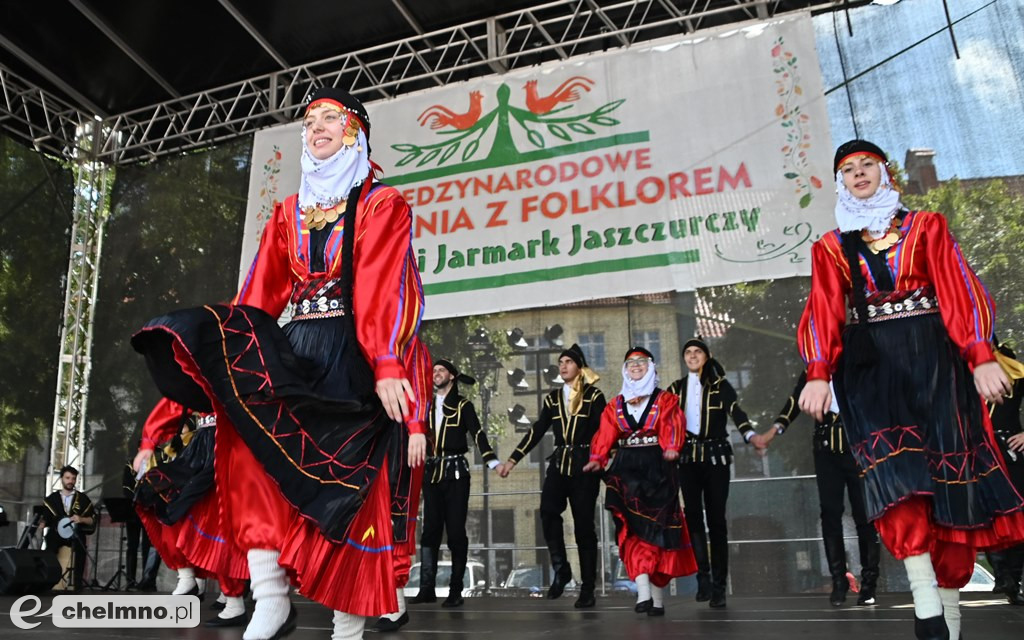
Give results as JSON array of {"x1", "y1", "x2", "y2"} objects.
[
  {"x1": 615, "y1": 513, "x2": 697, "y2": 588},
  {"x1": 278, "y1": 459, "x2": 398, "y2": 616},
  {"x1": 136, "y1": 505, "x2": 188, "y2": 569},
  {"x1": 177, "y1": 491, "x2": 249, "y2": 581}
]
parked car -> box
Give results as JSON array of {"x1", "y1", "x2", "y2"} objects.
[
  {"x1": 960, "y1": 563, "x2": 996, "y2": 592},
  {"x1": 611, "y1": 559, "x2": 637, "y2": 594},
  {"x1": 403, "y1": 560, "x2": 485, "y2": 598},
  {"x1": 496, "y1": 564, "x2": 578, "y2": 597}
]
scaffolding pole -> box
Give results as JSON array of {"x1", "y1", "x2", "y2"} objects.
[{"x1": 48, "y1": 120, "x2": 112, "y2": 492}]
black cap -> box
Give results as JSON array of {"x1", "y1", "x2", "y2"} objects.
[
  {"x1": 434, "y1": 359, "x2": 475, "y2": 387},
  {"x1": 833, "y1": 139, "x2": 887, "y2": 173},
  {"x1": 682, "y1": 338, "x2": 710, "y2": 358},
  {"x1": 624, "y1": 346, "x2": 655, "y2": 361},
  {"x1": 559, "y1": 343, "x2": 587, "y2": 368},
  {"x1": 305, "y1": 87, "x2": 371, "y2": 144}
]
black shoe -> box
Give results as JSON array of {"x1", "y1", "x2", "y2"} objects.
[
  {"x1": 374, "y1": 612, "x2": 410, "y2": 632},
  {"x1": 442, "y1": 592, "x2": 464, "y2": 608},
  {"x1": 634, "y1": 599, "x2": 653, "y2": 613},
  {"x1": 1007, "y1": 589, "x2": 1024, "y2": 605},
  {"x1": 914, "y1": 614, "x2": 950, "y2": 640},
  {"x1": 137, "y1": 579, "x2": 157, "y2": 592},
  {"x1": 408, "y1": 590, "x2": 437, "y2": 604},
  {"x1": 647, "y1": 606, "x2": 665, "y2": 617},
  {"x1": 856, "y1": 586, "x2": 876, "y2": 606},
  {"x1": 695, "y1": 574, "x2": 711, "y2": 602},
  {"x1": 574, "y1": 591, "x2": 596, "y2": 609},
  {"x1": 709, "y1": 592, "x2": 727, "y2": 608},
  {"x1": 547, "y1": 578, "x2": 570, "y2": 599},
  {"x1": 211, "y1": 599, "x2": 226, "y2": 611},
  {"x1": 205, "y1": 612, "x2": 247, "y2": 628},
  {"x1": 830, "y1": 578, "x2": 848, "y2": 607}
]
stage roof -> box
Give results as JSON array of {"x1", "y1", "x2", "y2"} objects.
[{"x1": 0, "y1": 0, "x2": 858, "y2": 163}]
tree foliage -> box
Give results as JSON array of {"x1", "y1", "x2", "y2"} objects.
[
  {"x1": 87, "y1": 139, "x2": 252, "y2": 484},
  {"x1": 904, "y1": 178, "x2": 1024, "y2": 347},
  {"x1": 0, "y1": 135, "x2": 73, "y2": 461}
]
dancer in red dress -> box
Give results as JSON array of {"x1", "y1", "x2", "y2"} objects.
[
  {"x1": 583, "y1": 347, "x2": 697, "y2": 616},
  {"x1": 797, "y1": 139, "x2": 1024, "y2": 640},
  {"x1": 132, "y1": 87, "x2": 430, "y2": 640},
  {"x1": 133, "y1": 398, "x2": 249, "y2": 626}
]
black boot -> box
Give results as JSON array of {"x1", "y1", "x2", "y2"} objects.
[
  {"x1": 443, "y1": 549, "x2": 466, "y2": 608},
  {"x1": 409, "y1": 547, "x2": 438, "y2": 604},
  {"x1": 709, "y1": 537, "x2": 728, "y2": 608},
  {"x1": 987, "y1": 550, "x2": 1010, "y2": 594},
  {"x1": 547, "y1": 549, "x2": 573, "y2": 599},
  {"x1": 574, "y1": 547, "x2": 597, "y2": 608},
  {"x1": 690, "y1": 528, "x2": 711, "y2": 602},
  {"x1": 1003, "y1": 545, "x2": 1024, "y2": 605},
  {"x1": 856, "y1": 529, "x2": 880, "y2": 606},
  {"x1": 823, "y1": 535, "x2": 849, "y2": 607},
  {"x1": 914, "y1": 615, "x2": 950, "y2": 640}
]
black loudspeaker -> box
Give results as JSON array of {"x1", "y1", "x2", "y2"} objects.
[{"x1": 0, "y1": 547, "x2": 62, "y2": 594}]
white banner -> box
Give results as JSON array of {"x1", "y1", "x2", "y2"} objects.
[{"x1": 242, "y1": 13, "x2": 833, "y2": 320}]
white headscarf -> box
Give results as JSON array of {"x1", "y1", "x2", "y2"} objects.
[
  {"x1": 298, "y1": 129, "x2": 372, "y2": 210},
  {"x1": 620, "y1": 360, "x2": 659, "y2": 404},
  {"x1": 834, "y1": 161, "x2": 903, "y2": 238}
]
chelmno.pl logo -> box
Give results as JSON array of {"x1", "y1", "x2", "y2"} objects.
[{"x1": 10, "y1": 594, "x2": 200, "y2": 629}]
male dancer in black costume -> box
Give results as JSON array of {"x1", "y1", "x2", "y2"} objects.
[
  {"x1": 497, "y1": 344, "x2": 605, "y2": 608},
  {"x1": 407, "y1": 360, "x2": 499, "y2": 609}
]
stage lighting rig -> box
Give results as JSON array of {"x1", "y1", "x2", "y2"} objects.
[
  {"x1": 506, "y1": 369, "x2": 529, "y2": 390},
  {"x1": 506, "y1": 328, "x2": 528, "y2": 349}
]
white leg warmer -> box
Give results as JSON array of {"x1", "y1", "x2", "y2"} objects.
[
  {"x1": 332, "y1": 611, "x2": 367, "y2": 640},
  {"x1": 172, "y1": 567, "x2": 197, "y2": 595},
  {"x1": 220, "y1": 596, "x2": 246, "y2": 620},
  {"x1": 651, "y1": 584, "x2": 664, "y2": 608},
  {"x1": 939, "y1": 587, "x2": 960, "y2": 639},
  {"x1": 243, "y1": 549, "x2": 291, "y2": 640},
  {"x1": 635, "y1": 573, "x2": 652, "y2": 603},
  {"x1": 904, "y1": 553, "x2": 943, "y2": 619}
]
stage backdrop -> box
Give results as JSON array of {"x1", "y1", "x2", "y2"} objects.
[{"x1": 241, "y1": 13, "x2": 833, "y2": 320}]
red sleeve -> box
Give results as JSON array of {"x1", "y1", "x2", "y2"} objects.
[
  {"x1": 233, "y1": 200, "x2": 294, "y2": 317},
  {"x1": 798, "y1": 234, "x2": 851, "y2": 381},
  {"x1": 140, "y1": 398, "x2": 187, "y2": 450},
  {"x1": 919, "y1": 212, "x2": 996, "y2": 367},
  {"x1": 657, "y1": 393, "x2": 684, "y2": 452},
  {"x1": 588, "y1": 400, "x2": 620, "y2": 466},
  {"x1": 352, "y1": 187, "x2": 430, "y2": 430}
]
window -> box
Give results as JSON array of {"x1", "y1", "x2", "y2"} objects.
[
  {"x1": 576, "y1": 332, "x2": 606, "y2": 370},
  {"x1": 631, "y1": 330, "x2": 661, "y2": 363}
]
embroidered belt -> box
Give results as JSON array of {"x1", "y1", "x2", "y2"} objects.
[
  {"x1": 850, "y1": 287, "x2": 940, "y2": 323},
  {"x1": 195, "y1": 414, "x2": 216, "y2": 429},
  {"x1": 617, "y1": 434, "x2": 660, "y2": 448},
  {"x1": 681, "y1": 436, "x2": 733, "y2": 465},
  {"x1": 290, "y1": 278, "x2": 347, "y2": 320}
]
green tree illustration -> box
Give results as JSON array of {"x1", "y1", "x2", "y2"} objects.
[{"x1": 391, "y1": 83, "x2": 625, "y2": 169}]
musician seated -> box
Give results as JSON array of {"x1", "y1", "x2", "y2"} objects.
[{"x1": 42, "y1": 465, "x2": 95, "y2": 591}]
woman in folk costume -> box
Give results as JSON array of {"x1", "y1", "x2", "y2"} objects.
[
  {"x1": 797, "y1": 139, "x2": 1024, "y2": 640},
  {"x1": 131, "y1": 87, "x2": 431, "y2": 640},
  {"x1": 132, "y1": 398, "x2": 249, "y2": 627},
  {"x1": 583, "y1": 347, "x2": 697, "y2": 617}
]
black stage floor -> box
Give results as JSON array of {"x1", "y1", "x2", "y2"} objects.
[{"x1": 2, "y1": 592, "x2": 1023, "y2": 638}]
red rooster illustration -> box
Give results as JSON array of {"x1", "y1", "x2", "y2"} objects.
[
  {"x1": 524, "y1": 76, "x2": 595, "y2": 114},
  {"x1": 417, "y1": 91, "x2": 484, "y2": 130}
]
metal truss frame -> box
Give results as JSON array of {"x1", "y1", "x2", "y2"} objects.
[
  {"x1": 3, "y1": 0, "x2": 847, "y2": 165},
  {"x1": 0, "y1": 62, "x2": 88, "y2": 160},
  {"x1": 48, "y1": 121, "x2": 112, "y2": 491}
]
